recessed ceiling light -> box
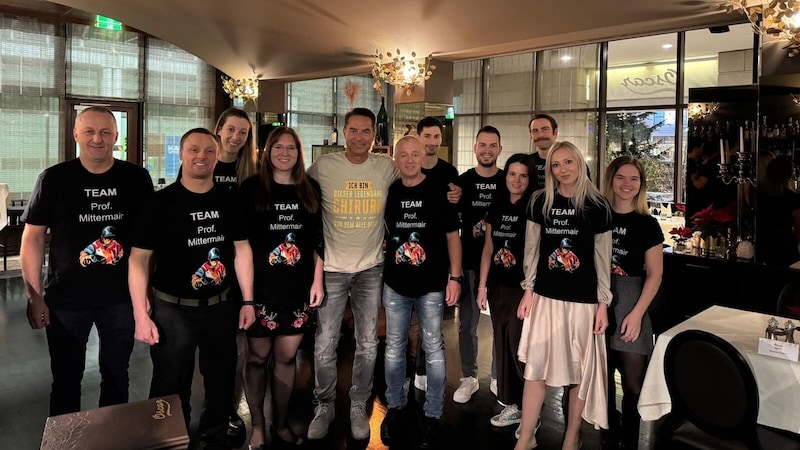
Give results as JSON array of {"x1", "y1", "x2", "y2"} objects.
[
  {"x1": 662, "y1": 44, "x2": 673, "y2": 49},
  {"x1": 561, "y1": 55, "x2": 572, "y2": 61}
]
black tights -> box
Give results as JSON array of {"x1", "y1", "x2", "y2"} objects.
[
  {"x1": 607, "y1": 349, "x2": 648, "y2": 448},
  {"x1": 243, "y1": 334, "x2": 304, "y2": 446}
]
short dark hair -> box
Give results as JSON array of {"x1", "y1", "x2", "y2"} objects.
[
  {"x1": 503, "y1": 153, "x2": 537, "y2": 202},
  {"x1": 528, "y1": 113, "x2": 558, "y2": 130},
  {"x1": 344, "y1": 107, "x2": 376, "y2": 129},
  {"x1": 180, "y1": 127, "x2": 220, "y2": 149},
  {"x1": 417, "y1": 116, "x2": 443, "y2": 135},
  {"x1": 477, "y1": 125, "x2": 501, "y2": 143}
]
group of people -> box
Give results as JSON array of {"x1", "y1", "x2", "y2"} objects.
[{"x1": 20, "y1": 105, "x2": 663, "y2": 450}]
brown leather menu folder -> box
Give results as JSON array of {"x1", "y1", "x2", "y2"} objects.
[{"x1": 40, "y1": 395, "x2": 189, "y2": 450}]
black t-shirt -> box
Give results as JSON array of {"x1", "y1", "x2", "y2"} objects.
[
  {"x1": 239, "y1": 177, "x2": 323, "y2": 305},
  {"x1": 457, "y1": 168, "x2": 507, "y2": 270},
  {"x1": 384, "y1": 177, "x2": 460, "y2": 297},
  {"x1": 610, "y1": 211, "x2": 663, "y2": 277},
  {"x1": 486, "y1": 195, "x2": 527, "y2": 288},
  {"x1": 422, "y1": 158, "x2": 459, "y2": 186},
  {"x1": 530, "y1": 192, "x2": 611, "y2": 304},
  {"x1": 529, "y1": 152, "x2": 547, "y2": 191},
  {"x1": 22, "y1": 159, "x2": 154, "y2": 308},
  {"x1": 132, "y1": 182, "x2": 247, "y2": 299}
]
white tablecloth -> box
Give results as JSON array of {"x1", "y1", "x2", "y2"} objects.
[{"x1": 638, "y1": 305, "x2": 800, "y2": 433}]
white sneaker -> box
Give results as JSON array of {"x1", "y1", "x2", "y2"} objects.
[
  {"x1": 350, "y1": 402, "x2": 370, "y2": 440},
  {"x1": 403, "y1": 377, "x2": 411, "y2": 397},
  {"x1": 490, "y1": 404, "x2": 521, "y2": 427},
  {"x1": 515, "y1": 417, "x2": 542, "y2": 439},
  {"x1": 453, "y1": 376, "x2": 479, "y2": 403},
  {"x1": 414, "y1": 374, "x2": 428, "y2": 392},
  {"x1": 308, "y1": 402, "x2": 335, "y2": 440},
  {"x1": 490, "y1": 377, "x2": 498, "y2": 396}
]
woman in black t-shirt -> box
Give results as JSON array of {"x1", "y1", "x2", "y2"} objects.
[
  {"x1": 514, "y1": 142, "x2": 612, "y2": 450},
  {"x1": 476, "y1": 154, "x2": 536, "y2": 431},
  {"x1": 602, "y1": 156, "x2": 663, "y2": 450},
  {"x1": 240, "y1": 127, "x2": 323, "y2": 449}
]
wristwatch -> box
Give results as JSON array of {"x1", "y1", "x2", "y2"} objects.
[{"x1": 449, "y1": 274, "x2": 464, "y2": 283}]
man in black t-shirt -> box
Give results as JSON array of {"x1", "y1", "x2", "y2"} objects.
[
  {"x1": 129, "y1": 128, "x2": 255, "y2": 448},
  {"x1": 453, "y1": 125, "x2": 506, "y2": 404},
  {"x1": 413, "y1": 116, "x2": 461, "y2": 391},
  {"x1": 21, "y1": 106, "x2": 154, "y2": 416},
  {"x1": 528, "y1": 114, "x2": 559, "y2": 191},
  {"x1": 380, "y1": 137, "x2": 461, "y2": 449}
]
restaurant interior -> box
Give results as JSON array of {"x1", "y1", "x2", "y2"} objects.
[{"x1": 2, "y1": 0, "x2": 800, "y2": 449}]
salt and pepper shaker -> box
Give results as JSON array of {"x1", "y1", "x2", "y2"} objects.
[{"x1": 765, "y1": 317, "x2": 796, "y2": 343}]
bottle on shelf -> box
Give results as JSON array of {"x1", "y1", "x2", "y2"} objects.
[
  {"x1": 330, "y1": 115, "x2": 339, "y2": 145},
  {"x1": 376, "y1": 96, "x2": 389, "y2": 148}
]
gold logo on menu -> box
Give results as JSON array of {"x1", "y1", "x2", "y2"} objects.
[{"x1": 152, "y1": 398, "x2": 172, "y2": 420}]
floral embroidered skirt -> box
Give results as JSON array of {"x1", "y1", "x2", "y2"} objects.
[{"x1": 247, "y1": 301, "x2": 316, "y2": 337}]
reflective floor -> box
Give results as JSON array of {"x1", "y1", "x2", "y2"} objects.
[{"x1": 0, "y1": 268, "x2": 652, "y2": 450}]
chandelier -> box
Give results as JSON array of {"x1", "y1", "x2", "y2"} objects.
[
  {"x1": 722, "y1": 0, "x2": 800, "y2": 56},
  {"x1": 372, "y1": 49, "x2": 436, "y2": 96},
  {"x1": 221, "y1": 75, "x2": 259, "y2": 103},
  {"x1": 688, "y1": 102, "x2": 720, "y2": 120}
]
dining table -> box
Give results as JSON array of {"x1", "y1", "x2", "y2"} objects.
[{"x1": 638, "y1": 305, "x2": 800, "y2": 434}]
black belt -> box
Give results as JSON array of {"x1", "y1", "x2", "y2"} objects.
[{"x1": 154, "y1": 288, "x2": 229, "y2": 307}]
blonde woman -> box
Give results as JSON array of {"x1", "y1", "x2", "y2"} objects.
[{"x1": 515, "y1": 141, "x2": 612, "y2": 450}]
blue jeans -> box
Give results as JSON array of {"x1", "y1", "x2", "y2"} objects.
[
  {"x1": 314, "y1": 264, "x2": 383, "y2": 404},
  {"x1": 46, "y1": 302, "x2": 134, "y2": 416},
  {"x1": 383, "y1": 284, "x2": 446, "y2": 418}
]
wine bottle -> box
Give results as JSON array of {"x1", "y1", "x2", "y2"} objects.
[
  {"x1": 331, "y1": 115, "x2": 339, "y2": 145},
  {"x1": 376, "y1": 97, "x2": 389, "y2": 147}
]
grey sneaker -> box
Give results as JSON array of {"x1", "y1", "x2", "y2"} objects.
[
  {"x1": 453, "y1": 376, "x2": 479, "y2": 403},
  {"x1": 490, "y1": 404, "x2": 521, "y2": 427},
  {"x1": 307, "y1": 402, "x2": 334, "y2": 440},
  {"x1": 350, "y1": 402, "x2": 370, "y2": 440}
]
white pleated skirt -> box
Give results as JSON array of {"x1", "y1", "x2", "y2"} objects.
[{"x1": 517, "y1": 294, "x2": 609, "y2": 430}]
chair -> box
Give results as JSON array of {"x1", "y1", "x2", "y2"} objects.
[
  {"x1": 777, "y1": 278, "x2": 800, "y2": 320},
  {"x1": 657, "y1": 330, "x2": 800, "y2": 450}
]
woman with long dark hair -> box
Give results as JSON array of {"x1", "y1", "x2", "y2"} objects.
[{"x1": 239, "y1": 126, "x2": 323, "y2": 449}]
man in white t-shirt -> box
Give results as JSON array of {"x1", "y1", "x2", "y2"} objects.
[{"x1": 306, "y1": 108, "x2": 399, "y2": 441}]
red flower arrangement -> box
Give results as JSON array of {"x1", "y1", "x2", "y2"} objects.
[
  {"x1": 669, "y1": 226, "x2": 693, "y2": 241},
  {"x1": 689, "y1": 203, "x2": 736, "y2": 238}
]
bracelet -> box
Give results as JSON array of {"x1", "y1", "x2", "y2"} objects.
[
  {"x1": 242, "y1": 301, "x2": 255, "y2": 307},
  {"x1": 478, "y1": 287, "x2": 488, "y2": 291}
]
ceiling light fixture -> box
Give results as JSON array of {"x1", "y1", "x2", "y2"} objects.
[
  {"x1": 722, "y1": 0, "x2": 800, "y2": 56},
  {"x1": 662, "y1": 43, "x2": 674, "y2": 49},
  {"x1": 561, "y1": 55, "x2": 573, "y2": 61},
  {"x1": 221, "y1": 75, "x2": 259, "y2": 103},
  {"x1": 371, "y1": 49, "x2": 436, "y2": 96}
]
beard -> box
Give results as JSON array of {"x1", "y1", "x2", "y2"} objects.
[{"x1": 478, "y1": 160, "x2": 496, "y2": 168}]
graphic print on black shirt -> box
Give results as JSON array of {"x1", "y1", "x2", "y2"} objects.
[
  {"x1": 79, "y1": 225, "x2": 123, "y2": 267},
  {"x1": 269, "y1": 233, "x2": 302, "y2": 266},
  {"x1": 486, "y1": 196, "x2": 527, "y2": 288},
  {"x1": 610, "y1": 211, "x2": 663, "y2": 277},
  {"x1": 395, "y1": 231, "x2": 426, "y2": 266},
  {"x1": 191, "y1": 247, "x2": 227, "y2": 289}
]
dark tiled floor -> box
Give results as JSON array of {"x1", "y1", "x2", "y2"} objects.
[{"x1": 0, "y1": 272, "x2": 652, "y2": 449}]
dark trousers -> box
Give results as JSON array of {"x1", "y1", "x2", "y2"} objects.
[
  {"x1": 487, "y1": 284, "x2": 525, "y2": 406},
  {"x1": 149, "y1": 299, "x2": 237, "y2": 443},
  {"x1": 46, "y1": 302, "x2": 135, "y2": 416}
]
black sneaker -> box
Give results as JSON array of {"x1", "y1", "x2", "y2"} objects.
[
  {"x1": 380, "y1": 407, "x2": 404, "y2": 445},
  {"x1": 419, "y1": 417, "x2": 440, "y2": 449}
]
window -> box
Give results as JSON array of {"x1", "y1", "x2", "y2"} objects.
[{"x1": 67, "y1": 23, "x2": 141, "y2": 100}]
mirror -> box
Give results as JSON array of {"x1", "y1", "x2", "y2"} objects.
[
  {"x1": 756, "y1": 75, "x2": 800, "y2": 266},
  {"x1": 686, "y1": 86, "x2": 757, "y2": 238}
]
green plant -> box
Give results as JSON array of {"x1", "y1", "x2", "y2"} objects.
[{"x1": 604, "y1": 112, "x2": 673, "y2": 193}]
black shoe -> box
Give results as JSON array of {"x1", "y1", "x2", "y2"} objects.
[
  {"x1": 419, "y1": 417, "x2": 440, "y2": 449},
  {"x1": 380, "y1": 407, "x2": 404, "y2": 446},
  {"x1": 226, "y1": 413, "x2": 246, "y2": 448}
]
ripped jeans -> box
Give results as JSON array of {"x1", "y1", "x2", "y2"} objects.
[{"x1": 382, "y1": 284, "x2": 445, "y2": 418}]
